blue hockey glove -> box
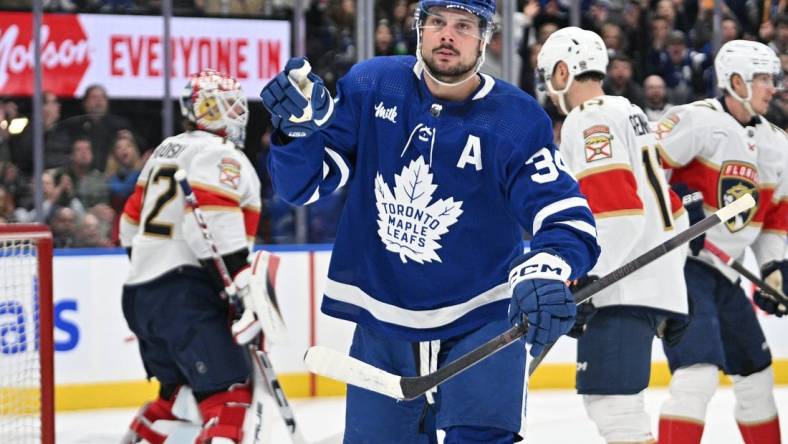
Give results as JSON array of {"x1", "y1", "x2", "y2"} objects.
[
  {"x1": 566, "y1": 275, "x2": 598, "y2": 339},
  {"x1": 754, "y1": 261, "x2": 788, "y2": 317},
  {"x1": 508, "y1": 249, "x2": 576, "y2": 357},
  {"x1": 672, "y1": 183, "x2": 705, "y2": 256},
  {"x1": 260, "y1": 57, "x2": 335, "y2": 138}
]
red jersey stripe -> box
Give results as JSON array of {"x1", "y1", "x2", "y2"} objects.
[
  {"x1": 578, "y1": 167, "x2": 644, "y2": 216},
  {"x1": 122, "y1": 185, "x2": 144, "y2": 223},
  {"x1": 243, "y1": 207, "x2": 261, "y2": 238},
  {"x1": 669, "y1": 159, "x2": 720, "y2": 209},
  {"x1": 763, "y1": 196, "x2": 788, "y2": 234}
]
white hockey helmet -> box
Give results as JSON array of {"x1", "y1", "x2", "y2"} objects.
[
  {"x1": 715, "y1": 40, "x2": 782, "y2": 114},
  {"x1": 537, "y1": 27, "x2": 608, "y2": 114},
  {"x1": 180, "y1": 69, "x2": 249, "y2": 148}
]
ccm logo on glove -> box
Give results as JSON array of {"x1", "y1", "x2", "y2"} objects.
[{"x1": 509, "y1": 252, "x2": 572, "y2": 286}]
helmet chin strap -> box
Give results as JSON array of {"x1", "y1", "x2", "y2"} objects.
[
  {"x1": 416, "y1": 28, "x2": 487, "y2": 88},
  {"x1": 728, "y1": 81, "x2": 757, "y2": 117},
  {"x1": 545, "y1": 73, "x2": 575, "y2": 115}
]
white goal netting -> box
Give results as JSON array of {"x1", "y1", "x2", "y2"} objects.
[{"x1": 0, "y1": 236, "x2": 47, "y2": 443}]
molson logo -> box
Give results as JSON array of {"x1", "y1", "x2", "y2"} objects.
[{"x1": 0, "y1": 13, "x2": 90, "y2": 96}]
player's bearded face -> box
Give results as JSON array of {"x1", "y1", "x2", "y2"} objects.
[{"x1": 420, "y1": 9, "x2": 483, "y2": 81}]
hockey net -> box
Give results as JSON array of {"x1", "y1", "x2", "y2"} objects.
[{"x1": 0, "y1": 224, "x2": 54, "y2": 444}]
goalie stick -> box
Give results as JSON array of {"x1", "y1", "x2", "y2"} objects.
[
  {"x1": 703, "y1": 239, "x2": 788, "y2": 307},
  {"x1": 175, "y1": 169, "x2": 307, "y2": 444},
  {"x1": 305, "y1": 194, "x2": 756, "y2": 400}
]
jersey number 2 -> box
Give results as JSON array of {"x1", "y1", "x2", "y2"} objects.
[{"x1": 142, "y1": 166, "x2": 178, "y2": 237}]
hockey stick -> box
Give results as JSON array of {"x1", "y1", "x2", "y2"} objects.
[
  {"x1": 703, "y1": 240, "x2": 788, "y2": 306},
  {"x1": 525, "y1": 194, "x2": 757, "y2": 376},
  {"x1": 174, "y1": 169, "x2": 308, "y2": 444},
  {"x1": 305, "y1": 194, "x2": 756, "y2": 400}
]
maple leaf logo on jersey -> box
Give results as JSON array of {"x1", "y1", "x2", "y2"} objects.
[{"x1": 374, "y1": 156, "x2": 463, "y2": 264}]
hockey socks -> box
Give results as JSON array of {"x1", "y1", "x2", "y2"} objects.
[
  {"x1": 657, "y1": 417, "x2": 704, "y2": 444},
  {"x1": 196, "y1": 384, "x2": 253, "y2": 444},
  {"x1": 737, "y1": 416, "x2": 781, "y2": 444}
]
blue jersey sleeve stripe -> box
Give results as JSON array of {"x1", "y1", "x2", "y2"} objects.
[
  {"x1": 556, "y1": 220, "x2": 597, "y2": 238},
  {"x1": 533, "y1": 196, "x2": 591, "y2": 234},
  {"x1": 324, "y1": 278, "x2": 510, "y2": 329},
  {"x1": 304, "y1": 185, "x2": 321, "y2": 205},
  {"x1": 325, "y1": 147, "x2": 350, "y2": 189}
]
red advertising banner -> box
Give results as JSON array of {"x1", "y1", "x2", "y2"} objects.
[{"x1": 0, "y1": 12, "x2": 290, "y2": 99}]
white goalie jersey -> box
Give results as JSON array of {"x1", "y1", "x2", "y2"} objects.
[
  {"x1": 120, "y1": 130, "x2": 261, "y2": 285},
  {"x1": 655, "y1": 98, "x2": 788, "y2": 281},
  {"x1": 559, "y1": 96, "x2": 688, "y2": 314}
]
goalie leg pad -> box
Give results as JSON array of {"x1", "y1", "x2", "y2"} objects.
[
  {"x1": 583, "y1": 392, "x2": 655, "y2": 443},
  {"x1": 197, "y1": 384, "x2": 253, "y2": 443},
  {"x1": 123, "y1": 396, "x2": 178, "y2": 444}
]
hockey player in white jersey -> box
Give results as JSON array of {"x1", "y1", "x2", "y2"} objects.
[
  {"x1": 260, "y1": 1, "x2": 600, "y2": 442},
  {"x1": 655, "y1": 40, "x2": 787, "y2": 444},
  {"x1": 119, "y1": 70, "x2": 264, "y2": 443},
  {"x1": 537, "y1": 27, "x2": 690, "y2": 444}
]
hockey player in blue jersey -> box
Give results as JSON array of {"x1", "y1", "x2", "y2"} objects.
[{"x1": 261, "y1": 1, "x2": 600, "y2": 442}]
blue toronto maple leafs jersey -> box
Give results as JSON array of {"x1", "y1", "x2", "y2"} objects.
[{"x1": 269, "y1": 56, "x2": 600, "y2": 341}]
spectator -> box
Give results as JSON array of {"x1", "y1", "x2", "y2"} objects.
[
  {"x1": 0, "y1": 185, "x2": 16, "y2": 222},
  {"x1": 600, "y1": 22, "x2": 626, "y2": 58},
  {"x1": 641, "y1": 15, "x2": 671, "y2": 76},
  {"x1": 642, "y1": 74, "x2": 674, "y2": 121},
  {"x1": 60, "y1": 137, "x2": 110, "y2": 209},
  {"x1": 388, "y1": 0, "x2": 415, "y2": 54},
  {"x1": 74, "y1": 213, "x2": 113, "y2": 247},
  {"x1": 374, "y1": 19, "x2": 395, "y2": 56},
  {"x1": 15, "y1": 169, "x2": 84, "y2": 223},
  {"x1": 769, "y1": 14, "x2": 788, "y2": 55},
  {"x1": 483, "y1": 28, "x2": 504, "y2": 78},
  {"x1": 63, "y1": 84, "x2": 133, "y2": 172},
  {"x1": 106, "y1": 132, "x2": 143, "y2": 214},
  {"x1": 0, "y1": 160, "x2": 32, "y2": 212},
  {"x1": 652, "y1": 30, "x2": 708, "y2": 104},
  {"x1": 49, "y1": 207, "x2": 79, "y2": 248},
  {"x1": 10, "y1": 91, "x2": 71, "y2": 176},
  {"x1": 604, "y1": 54, "x2": 646, "y2": 107}
]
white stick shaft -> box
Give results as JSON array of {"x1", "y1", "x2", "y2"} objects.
[{"x1": 304, "y1": 346, "x2": 404, "y2": 400}]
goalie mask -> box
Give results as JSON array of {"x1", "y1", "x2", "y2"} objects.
[
  {"x1": 414, "y1": 0, "x2": 496, "y2": 87},
  {"x1": 537, "y1": 27, "x2": 608, "y2": 115},
  {"x1": 715, "y1": 40, "x2": 782, "y2": 117},
  {"x1": 180, "y1": 70, "x2": 249, "y2": 148}
]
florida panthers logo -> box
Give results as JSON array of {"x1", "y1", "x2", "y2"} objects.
[
  {"x1": 374, "y1": 156, "x2": 463, "y2": 264},
  {"x1": 718, "y1": 161, "x2": 759, "y2": 232}
]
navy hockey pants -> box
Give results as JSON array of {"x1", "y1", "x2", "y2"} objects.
[{"x1": 122, "y1": 266, "x2": 250, "y2": 393}]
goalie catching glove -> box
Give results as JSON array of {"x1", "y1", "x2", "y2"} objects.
[
  {"x1": 508, "y1": 249, "x2": 576, "y2": 357},
  {"x1": 260, "y1": 57, "x2": 335, "y2": 138}
]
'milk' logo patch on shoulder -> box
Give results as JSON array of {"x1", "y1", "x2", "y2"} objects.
[{"x1": 583, "y1": 125, "x2": 613, "y2": 162}]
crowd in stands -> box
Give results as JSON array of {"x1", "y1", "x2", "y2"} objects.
[{"x1": 1, "y1": 0, "x2": 786, "y2": 247}]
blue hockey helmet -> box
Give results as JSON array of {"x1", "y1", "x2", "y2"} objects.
[{"x1": 419, "y1": 0, "x2": 496, "y2": 24}]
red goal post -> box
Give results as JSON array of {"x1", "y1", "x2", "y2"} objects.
[{"x1": 0, "y1": 224, "x2": 54, "y2": 444}]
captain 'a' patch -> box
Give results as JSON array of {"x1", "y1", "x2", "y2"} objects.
[
  {"x1": 583, "y1": 125, "x2": 613, "y2": 162},
  {"x1": 218, "y1": 157, "x2": 242, "y2": 189},
  {"x1": 718, "y1": 160, "x2": 759, "y2": 232}
]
